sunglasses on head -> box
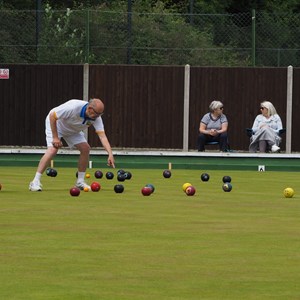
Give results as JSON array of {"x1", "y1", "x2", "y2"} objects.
[{"x1": 260, "y1": 107, "x2": 266, "y2": 110}]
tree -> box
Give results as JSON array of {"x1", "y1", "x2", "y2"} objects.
[
  {"x1": 86, "y1": 0, "x2": 247, "y2": 65},
  {"x1": 37, "y1": 3, "x2": 87, "y2": 63}
]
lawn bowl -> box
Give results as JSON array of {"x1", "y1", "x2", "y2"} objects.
[
  {"x1": 201, "y1": 173, "x2": 210, "y2": 182},
  {"x1": 106, "y1": 172, "x2": 114, "y2": 180},
  {"x1": 145, "y1": 184, "x2": 155, "y2": 193},
  {"x1": 185, "y1": 186, "x2": 196, "y2": 196},
  {"x1": 70, "y1": 187, "x2": 80, "y2": 196},
  {"x1": 91, "y1": 182, "x2": 101, "y2": 192},
  {"x1": 117, "y1": 173, "x2": 126, "y2": 182},
  {"x1": 222, "y1": 176, "x2": 232, "y2": 183},
  {"x1": 283, "y1": 187, "x2": 294, "y2": 198},
  {"x1": 94, "y1": 170, "x2": 103, "y2": 179},
  {"x1": 163, "y1": 170, "x2": 172, "y2": 178},
  {"x1": 114, "y1": 184, "x2": 124, "y2": 193},
  {"x1": 222, "y1": 182, "x2": 232, "y2": 192},
  {"x1": 124, "y1": 171, "x2": 132, "y2": 180},
  {"x1": 182, "y1": 183, "x2": 192, "y2": 192},
  {"x1": 141, "y1": 186, "x2": 152, "y2": 196}
]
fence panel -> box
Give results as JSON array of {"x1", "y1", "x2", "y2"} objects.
[
  {"x1": 1, "y1": 64, "x2": 300, "y2": 152},
  {"x1": 88, "y1": 65, "x2": 184, "y2": 149},
  {"x1": 189, "y1": 67, "x2": 288, "y2": 151},
  {"x1": 292, "y1": 68, "x2": 300, "y2": 150},
  {"x1": 0, "y1": 64, "x2": 83, "y2": 146}
]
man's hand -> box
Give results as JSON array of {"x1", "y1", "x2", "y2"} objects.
[
  {"x1": 107, "y1": 155, "x2": 115, "y2": 168},
  {"x1": 52, "y1": 138, "x2": 63, "y2": 149}
]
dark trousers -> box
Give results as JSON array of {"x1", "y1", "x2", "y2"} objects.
[{"x1": 197, "y1": 132, "x2": 228, "y2": 151}]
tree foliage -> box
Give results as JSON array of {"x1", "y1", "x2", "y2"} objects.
[
  {"x1": 0, "y1": 0, "x2": 300, "y2": 66},
  {"x1": 37, "y1": 4, "x2": 87, "y2": 63},
  {"x1": 84, "y1": 0, "x2": 246, "y2": 65}
]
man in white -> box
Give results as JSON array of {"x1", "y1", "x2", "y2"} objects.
[{"x1": 29, "y1": 98, "x2": 115, "y2": 191}]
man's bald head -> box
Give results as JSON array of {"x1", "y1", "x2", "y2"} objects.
[
  {"x1": 90, "y1": 98, "x2": 104, "y2": 112},
  {"x1": 87, "y1": 98, "x2": 105, "y2": 119}
]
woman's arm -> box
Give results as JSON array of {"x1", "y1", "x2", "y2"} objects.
[
  {"x1": 199, "y1": 122, "x2": 208, "y2": 134},
  {"x1": 252, "y1": 115, "x2": 261, "y2": 134}
]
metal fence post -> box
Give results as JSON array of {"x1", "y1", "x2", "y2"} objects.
[
  {"x1": 127, "y1": 0, "x2": 132, "y2": 64},
  {"x1": 189, "y1": 0, "x2": 194, "y2": 25},
  {"x1": 251, "y1": 9, "x2": 256, "y2": 67},
  {"x1": 85, "y1": 9, "x2": 90, "y2": 63},
  {"x1": 36, "y1": 0, "x2": 42, "y2": 62}
]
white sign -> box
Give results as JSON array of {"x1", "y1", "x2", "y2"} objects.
[
  {"x1": 0, "y1": 68, "x2": 9, "y2": 79},
  {"x1": 258, "y1": 165, "x2": 265, "y2": 172}
]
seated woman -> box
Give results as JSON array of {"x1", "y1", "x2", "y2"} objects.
[
  {"x1": 249, "y1": 101, "x2": 283, "y2": 153},
  {"x1": 197, "y1": 100, "x2": 228, "y2": 152}
]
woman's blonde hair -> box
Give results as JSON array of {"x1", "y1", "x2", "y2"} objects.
[
  {"x1": 261, "y1": 101, "x2": 277, "y2": 117},
  {"x1": 209, "y1": 100, "x2": 223, "y2": 112}
]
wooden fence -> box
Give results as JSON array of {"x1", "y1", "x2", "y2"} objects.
[{"x1": 0, "y1": 64, "x2": 299, "y2": 152}]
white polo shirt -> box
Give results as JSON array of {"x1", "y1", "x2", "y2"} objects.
[{"x1": 47, "y1": 99, "x2": 104, "y2": 136}]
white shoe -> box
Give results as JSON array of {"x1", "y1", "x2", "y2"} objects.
[
  {"x1": 76, "y1": 182, "x2": 91, "y2": 191},
  {"x1": 29, "y1": 181, "x2": 42, "y2": 191},
  {"x1": 271, "y1": 145, "x2": 280, "y2": 152}
]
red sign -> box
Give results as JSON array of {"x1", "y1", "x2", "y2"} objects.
[{"x1": 0, "y1": 69, "x2": 9, "y2": 79}]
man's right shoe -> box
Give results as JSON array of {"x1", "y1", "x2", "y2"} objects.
[
  {"x1": 29, "y1": 181, "x2": 42, "y2": 191},
  {"x1": 271, "y1": 145, "x2": 280, "y2": 152},
  {"x1": 76, "y1": 182, "x2": 91, "y2": 191}
]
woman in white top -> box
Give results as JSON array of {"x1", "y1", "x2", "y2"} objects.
[{"x1": 249, "y1": 101, "x2": 283, "y2": 152}]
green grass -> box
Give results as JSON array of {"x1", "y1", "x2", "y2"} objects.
[{"x1": 0, "y1": 166, "x2": 300, "y2": 299}]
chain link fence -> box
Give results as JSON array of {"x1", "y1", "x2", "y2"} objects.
[{"x1": 0, "y1": 7, "x2": 299, "y2": 66}]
